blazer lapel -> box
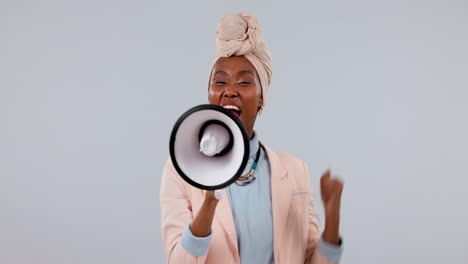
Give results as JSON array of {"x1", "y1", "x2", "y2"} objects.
[{"x1": 262, "y1": 144, "x2": 292, "y2": 262}]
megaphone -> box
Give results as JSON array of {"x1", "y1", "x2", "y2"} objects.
[{"x1": 169, "y1": 104, "x2": 250, "y2": 191}]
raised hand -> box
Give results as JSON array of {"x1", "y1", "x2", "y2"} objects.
[{"x1": 320, "y1": 169, "x2": 344, "y2": 245}]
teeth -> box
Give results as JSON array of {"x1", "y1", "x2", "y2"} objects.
[{"x1": 223, "y1": 105, "x2": 240, "y2": 111}]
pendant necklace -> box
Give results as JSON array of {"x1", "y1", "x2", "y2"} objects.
[{"x1": 236, "y1": 143, "x2": 262, "y2": 186}]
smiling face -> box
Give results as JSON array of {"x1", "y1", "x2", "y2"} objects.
[{"x1": 209, "y1": 56, "x2": 263, "y2": 140}]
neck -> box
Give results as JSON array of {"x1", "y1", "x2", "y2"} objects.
[{"x1": 247, "y1": 128, "x2": 254, "y2": 140}]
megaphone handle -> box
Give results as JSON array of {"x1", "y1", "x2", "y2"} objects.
[{"x1": 214, "y1": 189, "x2": 223, "y2": 200}]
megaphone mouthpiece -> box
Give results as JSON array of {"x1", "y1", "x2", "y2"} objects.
[
  {"x1": 198, "y1": 120, "x2": 234, "y2": 157},
  {"x1": 199, "y1": 132, "x2": 218, "y2": 156}
]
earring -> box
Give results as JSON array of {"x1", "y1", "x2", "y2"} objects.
[{"x1": 258, "y1": 105, "x2": 264, "y2": 115}]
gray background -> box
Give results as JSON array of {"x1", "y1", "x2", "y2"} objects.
[{"x1": 1, "y1": 0, "x2": 467, "y2": 263}]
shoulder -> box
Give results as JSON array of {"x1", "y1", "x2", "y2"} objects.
[
  {"x1": 262, "y1": 143, "x2": 308, "y2": 174},
  {"x1": 161, "y1": 158, "x2": 189, "y2": 192},
  {"x1": 276, "y1": 151, "x2": 303, "y2": 164},
  {"x1": 263, "y1": 144, "x2": 312, "y2": 191},
  {"x1": 162, "y1": 158, "x2": 177, "y2": 177}
]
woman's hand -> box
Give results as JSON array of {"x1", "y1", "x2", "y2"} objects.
[
  {"x1": 205, "y1": 190, "x2": 220, "y2": 201},
  {"x1": 190, "y1": 190, "x2": 220, "y2": 237},
  {"x1": 320, "y1": 169, "x2": 344, "y2": 245}
]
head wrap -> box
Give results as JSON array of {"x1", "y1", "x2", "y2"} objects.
[{"x1": 210, "y1": 13, "x2": 273, "y2": 105}]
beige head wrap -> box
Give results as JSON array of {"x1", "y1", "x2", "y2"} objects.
[{"x1": 210, "y1": 13, "x2": 273, "y2": 105}]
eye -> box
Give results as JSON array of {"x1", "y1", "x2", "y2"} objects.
[
  {"x1": 239, "y1": 82, "x2": 251, "y2": 85},
  {"x1": 214, "y1": 81, "x2": 226, "y2": 85}
]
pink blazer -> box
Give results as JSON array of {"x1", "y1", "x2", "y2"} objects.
[{"x1": 160, "y1": 143, "x2": 340, "y2": 264}]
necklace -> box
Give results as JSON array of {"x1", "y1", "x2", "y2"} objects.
[{"x1": 236, "y1": 143, "x2": 262, "y2": 186}]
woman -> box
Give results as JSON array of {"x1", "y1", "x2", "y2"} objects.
[{"x1": 161, "y1": 13, "x2": 344, "y2": 264}]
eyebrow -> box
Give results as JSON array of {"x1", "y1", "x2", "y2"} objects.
[
  {"x1": 213, "y1": 70, "x2": 255, "y2": 77},
  {"x1": 214, "y1": 71, "x2": 228, "y2": 76},
  {"x1": 238, "y1": 70, "x2": 254, "y2": 76}
]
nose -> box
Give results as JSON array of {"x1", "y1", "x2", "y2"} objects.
[{"x1": 223, "y1": 84, "x2": 238, "y2": 98}]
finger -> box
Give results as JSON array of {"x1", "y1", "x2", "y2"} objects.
[
  {"x1": 331, "y1": 178, "x2": 345, "y2": 191},
  {"x1": 320, "y1": 169, "x2": 331, "y2": 186},
  {"x1": 329, "y1": 179, "x2": 344, "y2": 195},
  {"x1": 321, "y1": 169, "x2": 331, "y2": 180},
  {"x1": 326, "y1": 173, "x2": 344, "y2": 185}
]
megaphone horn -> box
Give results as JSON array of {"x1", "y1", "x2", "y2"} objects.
[{"x1": 169, "y1": 104, "x2": 250, "y2": 190}]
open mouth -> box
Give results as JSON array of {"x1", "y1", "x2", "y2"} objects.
[{"x1": 222, "y1": 104, "x2": 241, "y2": 118}]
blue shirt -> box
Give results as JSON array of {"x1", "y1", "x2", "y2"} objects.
[
  {"x1": 226, "y1": 132, "x2": 274, "y2": 263},
  {"x1": 180, "y1": 132, "x2": 343, "y2": 262}
]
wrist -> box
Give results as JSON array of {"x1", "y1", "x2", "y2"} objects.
[
  {"x1": 325, "y1": 211, "x2": 339, "y2": 226},
  {"x1": 324, "y1": 214, "x2": 340, "y2": 245},
  {"x1": 323, "y1": 226, "x2": 340, "y2": 245}
]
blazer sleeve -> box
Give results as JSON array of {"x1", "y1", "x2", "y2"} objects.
[
  {"x1": 160, "y1": 159, "x2": 208, "y2": 264},
  {"x1": 302, "y1": 161, "x2": 341, "y2": 264}
]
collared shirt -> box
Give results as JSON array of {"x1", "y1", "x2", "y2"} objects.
[
  {"x1": 180, "y1": 132, "x2": 343, "y2": 262},
  {"x1": 226, "y1": 132, "x2": 274, "y2": 263}
]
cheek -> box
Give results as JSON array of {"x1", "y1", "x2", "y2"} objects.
[
  {"x1": 247, "y1": 88, "x2": 261, "y2": 104},
  {"x1": 242, "y1": 90, "x2": 261, "y2": 114},
  {"x1": 208, "y1": 88, "x2": 220, "y2": 103}
]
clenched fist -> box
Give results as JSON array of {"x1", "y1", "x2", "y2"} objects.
[{"x1": 320, "y1": 169, "x2": 344, "y2": 245}]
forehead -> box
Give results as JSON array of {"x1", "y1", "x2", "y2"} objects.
[{"x1": 213, "y1": 56, "x2": 256, "y2": 73}]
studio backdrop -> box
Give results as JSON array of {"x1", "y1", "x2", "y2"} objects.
[{"x1": 1, "y1": 0, "x2": 467, "y2": 263}]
